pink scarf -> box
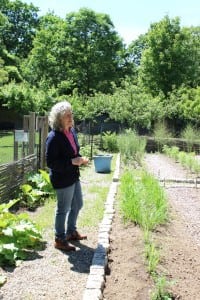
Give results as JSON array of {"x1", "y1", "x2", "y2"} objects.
[{"x1": 64, "y1": 130, "x2": 77, "y2": 155}]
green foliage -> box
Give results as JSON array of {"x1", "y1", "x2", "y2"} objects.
[
  {"x1": 102, "y1": 131, "x2": 118, "y2": 152},
  {"x1": 0, "y1": 0, "x2": 39, "y2": 58},
  {"x1": 163, "y1": 146, "x2": 200, "y2": 175},
  {"x1": 117, "y1": 129, "x2": 146, "y2": 165},
  {"x1": 0, "y1": 57, "x2": 9, "y2": 85},
  {"x1": 168, "y1": 85, "x2": 200, "y2": 125},
  {"x1": 4, "y1": 65, "x2": 23, "y2": 82},
  {"x1": 128, "y1": 33, "x2": 148, "y2": 67},
  {"x1": 162, "y1": 145, "x2": 179, "y2": 161},
  {"x1": 0, "y1": 81, "x2": 56, "y2": 114},
  {"x1": 0, "y1": 199, "x2": 42, "y2": 266},
  {"x1": 145, "y1": 242, "x2": 160, "y2": 274},
  {"x1": 119, "y1": 167, "x2": 172, "y2": 298},
  {"x1": 24, "y1": 8, "x2": 129, "y2": 95},
  {"x1": 18, "y1": 170, "x2": 54, "y2": 210},
  {"x1": 181, "y1": 124, "x2": 199, "y2": 152},
  {"x1": 154, "y1": 121, "x2": 172, "y2": 152},
  {"x1": 139, "y1": 16, "x2": 199, "y2": 96},
  {"x1": 151, "y1": 276, "x2": 174, "y2": 300},
  {"x1": 108, "y1": 81, "x2": 165, "y2": 130},
  {"x1": 119, "y1": 169, "x2": 168, "y2": 231},
  {"x1": 27, "y1": 169, "x2": 53, "y2": 194},
  {"x1": 0, "y1": 2, "x2": 200, "y2": 133}
]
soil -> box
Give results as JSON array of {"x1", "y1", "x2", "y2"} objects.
[
  {"x1": 1, "y1": 153, "x2": 200, "y2": 300},
  {"x1": 103, "y1": 153, "x2": 200, "y2": 300}
]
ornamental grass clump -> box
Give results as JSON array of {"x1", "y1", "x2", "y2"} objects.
[{"x1": 117, "y1": 129, "x2": 146, "y2": 166}]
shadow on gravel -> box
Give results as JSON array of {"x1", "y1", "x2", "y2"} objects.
[{"x1": 62, "y1": 240, "x2": 95, "y2": 274}]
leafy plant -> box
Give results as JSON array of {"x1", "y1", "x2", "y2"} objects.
[
  {"x1": 17, "y1": 170, "x2": 54, "y2": 210},
  {"x1": 0, "y1": 199, "x2": 43, "y2": 266},
  {"x1": 27, "y1": 169, "x2": 53, "y2": 194},
  {"x1": 102, "y1": 131, "x2": 118, "y2": 152}
]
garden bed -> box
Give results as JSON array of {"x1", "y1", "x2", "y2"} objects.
[
  {"x1": 1, "y1": 153, "x2": 200, "y2": 299},
  {"x1": 103, "y1": 153, "x2": 200, "y2": 299}
]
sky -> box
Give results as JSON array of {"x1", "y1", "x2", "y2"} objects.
[{"x1": 23, "y1": 0, "x2": 200, "y2": 44}]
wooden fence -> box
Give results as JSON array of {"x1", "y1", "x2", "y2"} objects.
[
  {"x1": 0, "y1": 112, "x2": 49, "y2": 203},
  {"x1": 0, "y1": 154, "x2": 37, "y2": 203},
  {"x1": 145, "y1": 137, "x2": 200, "y2": 154}
]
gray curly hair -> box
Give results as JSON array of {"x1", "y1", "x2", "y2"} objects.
[{"x1": 48, "y1": 101, "x2": 72, "y2": 130}]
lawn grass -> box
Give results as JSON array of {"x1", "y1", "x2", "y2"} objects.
[
  {"x1": 0, "y1": 131, "x2": 14, "y2": 164},
  {"x1": 0, "y1": 131, "x2": 40, "y2": 164}
]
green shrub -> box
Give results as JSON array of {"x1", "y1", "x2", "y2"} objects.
[
  {"x1": 181, "y1": 124, "x2": 199, "y2": 152},
  {"x1": 102, "y1": 131, "x2": 118, "y2": 152},
  {"x1": 154, "y1": 121, "x2": 172, "y2": 152}
]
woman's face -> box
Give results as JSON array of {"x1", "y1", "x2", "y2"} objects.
[{"x1": 60, "y1": 110, "x2": 74, "y2": 130}]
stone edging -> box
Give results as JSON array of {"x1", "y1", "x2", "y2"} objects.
[{"x1": 82, "y1": 153, "x2": 120, "y2": 300}]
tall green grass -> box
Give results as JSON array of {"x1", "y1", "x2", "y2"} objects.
[
  {"x1": 120, "y1": 169, "x2": 168, "y2": 231},
  {"x1": 117, "y1": 129, "x2": 146, "y2": 166},
  {"x1": 119, "y1": 168, "x2": 173, "y2": 299},
  {"x1": 181, "y1": 124, "x2": 199, "y2": 152}
]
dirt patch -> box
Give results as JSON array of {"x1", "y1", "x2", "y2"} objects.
[
  {"x1": 154, "y1": 210, "x2": 200, "y2": 299},
  {"x1": 103, "y1": 208, "x2": 154, "y2": 300}
]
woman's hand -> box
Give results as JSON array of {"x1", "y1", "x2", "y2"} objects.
[{"x1": 72, "y1": 156, "x2": 89, "y2": 166}]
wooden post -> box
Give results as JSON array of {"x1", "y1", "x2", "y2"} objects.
[
  {"x1": 36, "y1": 115, "x2": 49, "y2": 169},
  {"x1": 23, "y1": 115, "x2": 30, "y2": 157},
  {"x1": 14, "y1": 140, "x2": 18, "y2": 161},
  {"x1": 28, "y1": 112, "x2": 35, "y2": 155}
]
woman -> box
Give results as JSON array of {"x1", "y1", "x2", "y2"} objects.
[{"x1": 46, "y1": 101, "x2": 89, "y2": 251}]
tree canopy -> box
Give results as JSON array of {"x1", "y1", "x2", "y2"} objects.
[{"x1": 0, "y1": 2, "x2": 200, "y2": 132}]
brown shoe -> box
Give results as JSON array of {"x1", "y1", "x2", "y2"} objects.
[
  {"x1": 54, "y1": 238, "x2": 76, "y2": 251},
  {"x1": 66, "y1": 230, "x2": 87, "y2": 241}
]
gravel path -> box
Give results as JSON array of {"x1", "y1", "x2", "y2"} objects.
[{"x1": 144, "y1": 153, "x2": 200, "y2": 246}]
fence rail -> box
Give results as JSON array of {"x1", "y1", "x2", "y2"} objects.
[
  {"x1": 0, "y1": 154, "x2": 37, "y2": 203},
  {"x1": 145, "y1": 137, "x2": 200, "y2": 154}
]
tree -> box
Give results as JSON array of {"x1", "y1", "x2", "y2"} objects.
[
  {"x1": 184, "y1": 26, "x2": 200, "y2": 87},
  {"x1": 0, "y1": 0, "x2": 39, "y2": 58},
  {"x1": 127, "y1": 33, "x2": 148, "y2": 67},
  {"x1": 23, "y1": 13, "x2": 66, "y2": 87},
  {"x1": 139, "y1": 16, "x2": 197, "y2": 96},
  {"x1": 64, "y1": 8, "x2": 125, "y2": 95},
  {"x1": 0, "y1": 58, "x2": 9, "y2": 85},
  {"x1": 25, "y1": 8, "x2": 130, "y2": 95}
]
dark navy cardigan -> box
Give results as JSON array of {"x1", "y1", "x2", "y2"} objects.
[{"x1": 45, "y1": 128, "x2": 81, "y2": 189}]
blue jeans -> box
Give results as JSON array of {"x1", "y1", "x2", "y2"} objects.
[{"x1": 55, "y1": 180, "x2": 83, "y2": 239}]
